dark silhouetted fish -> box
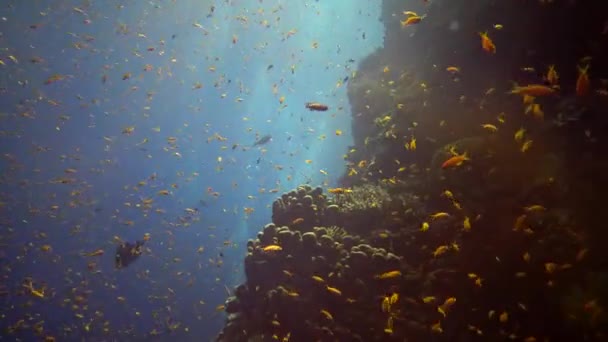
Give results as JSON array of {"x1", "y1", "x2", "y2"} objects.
[
  {"x1": 115, "y1": 240, "x2": 145, "y2": 269},
  {"x1": 252, "y1": 134, "x2": 272, "y2": 146}
]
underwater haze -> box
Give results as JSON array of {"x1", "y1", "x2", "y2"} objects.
[
  {"x1": 3, "y1": 0, "x2": 608, "y2": 341},
  {"x1": 0, "y1": 0, "x2": 384, "y2": 341}
]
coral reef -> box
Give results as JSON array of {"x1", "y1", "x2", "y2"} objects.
[
  {"x1": 217, "y1": 185, "x2": 425, "y2": 341},
  {"x1": 271, "y1": 185, "x2": 325, "y2": 232},
  {"x1": 217, "y1": 0, "x2": 608, "y2": 340}
]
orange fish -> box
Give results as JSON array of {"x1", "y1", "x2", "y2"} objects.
[
  {"x1": 510, "y1": 84, "x2": 556, "y2": 97},
  {"x1": 441, "y1": 153, "x2": 470, "y2": 169},
  {"x1": 479, "y1": 32, "x2": 496, "y2": 54},
  {"x1": 44, "y1": 74, "x2": 66, "y2": 85},
  {"x1": 546, "y1": 65, "x2": 559, "y2": 86},
  {"x1": 401, "y1": 16, "x2": 422, "y2": 27},
  {"x1": 83, "y1": 249, "x2": 104, "y2": 257},
  {"x1": 262, "y1": 245, "x2": 282, "y2": 252},
  {"x1": 291, "y1": 217, "x2": 304, "y2": 225},
  {"x1": 446, "y1": 66, "x2": 460, "y2": 74},
  {"x1": 576, "y1": 64, "x2": 590, "y2": 96}
]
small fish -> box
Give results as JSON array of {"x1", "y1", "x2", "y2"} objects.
[
  {"x1": 375, "y1": 270, "x2": 402, "y2": 279},
  {"x1": 446, "y1": 66, "x2": 460, "y2": 73},
  {"x1": 510, "y1": 84, "x2": 556, "y2": 97},
  {"x1": 441, "y1": 190, "x2": 455, "y2": 199},
  {"x1": 83, "y1": 249, "x2": 104, "y2": 257},
  {"x1": 441, "y1": 153, "x2": 470, "y2": 169},
  {"x1": 481, "y1": 124, "x2": 498, "y2": 132},
  {"x1": 291, "y1": 217, "x2": 304, "y2": 225},
  {"x1": 389, "y1": 293, "x2": 399, "y2": 305},
  {"x1": 524, "y1": 204, "x2": 546, "y2": 213},
  {"x1": 576, "y1": 64, "x2": 590, "y2": 96},
  {"x1": 499, "y1": 311, "x2": 509, "y2": 323},
  {"x1": 312, "y1": 275, "x2": 325, "y2": 283},
  {"x1": 497, "y1": 112, "x2": 506, "y2": 123},
  {"x1": 305, "y1": 102, "x2": 329, "y2": 111},
  {"x1": 326, "y1": 285, "x2": 342, "y2": 296},
  {"x1": 479, "y1": 32, "x2": 496, "y2": 54},
  {"x1": 430, "y1": 212, "x2": 450, "y2": 220},
  {"x1": 463, "y1": 216, "x2": 471, "y2": 232},
  {"x1": 122, "y1": 126, "x2": 135, "y2": 135},
  {"x1": 384, "y1": 316, "x2": 394, "y2": 334},
  {"x1": 431, "y1": 321, "x2": 443, "y2": 334},
  {"x1": 405, "y1": 136, "x2": 416, "y2": 151},
  {"x1": 262, "y1": 245, "x2": 282, "y2": 252},
  {"x1": 400, "y1": 15, "x2": 423, "y2": 27},
  {"x1": 432, "y1": 245, "x2": 450, "y2": 257},
  {"x1": 422, "y1": 296, "x2": 436, "y2": 303},
  {"x1": 252, "y1": 134, "x2": 272, "y2": 146},
  {"x1": 320, "y1": 309, "x2": 333, "y2": 320},
  {"x1": 328, "y1": 187, "x2": 352, "y2": 194},
  {"x1": 544, "y1": 262, "x2": 558, "y2": 274},
  {"x1": 521, "y1": 139, "x2": 533, "y2": 153},
  {"x1": 442, "y1": 297, "x2": 456, "y2": 308},
  {"x1": 514, "y1": 128, "x2": 526, "y2": 143},
  {"x1": 546, "y1": 65, "x2": 559, "y2": 86},
  {"x1": 381, "y1": 296, "x2": 391, "y2": 312},
  {"x1": 44, "y1": 74, "x2": 67, "y2": 85},
  {"x1": 23, "y1": 281, "x2": 45, "y2": 298}
]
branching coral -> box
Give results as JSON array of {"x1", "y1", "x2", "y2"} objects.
[
  {"x1": 332, "y1": 184, "x2": 389, "y2": 213},
  {"x1": 326, "y1": 226, "x2": 347, "y2": 241}
]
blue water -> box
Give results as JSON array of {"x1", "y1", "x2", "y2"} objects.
[{"x1": 0, "y1": 1, "x2": 383, "y2": 340}]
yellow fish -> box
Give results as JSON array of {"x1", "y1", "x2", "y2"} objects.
[
  {"x1": 514, "y1": 127, "x2": 526, "y2": 143},
  {"x1": 375, "y1": 270, "x2": 402, "y2": 279},
  {"x1": 521, "y1": 139, "x2": 533, "y2": 152},
  {"x1": 430, "y1": 212, "x2": 450, "y2": 220},
  {"x1": 432, "y1": 245, "x2": 450, "y2": 257},
  {"x1": 381, "y1": 296, "x2": 390, "y2": 312},
  {"x1": 463, "y1": 216, "x2": 471, "y2": 232},
  {"x1": 389, "y1": 293, "x2": 399, "y2": 305},
  {"x1": 481, "y1": 124, "x2": 498, "y2": 132},
  {"x1": 311, "y1": 275, "x2": 325, "y2": 283},
  {"x1": 326, "y1": 285, "x2": 342, "y2": 296},
  {"x1": 422, "y1": 296, "x2": 436, "y2": 304}
]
